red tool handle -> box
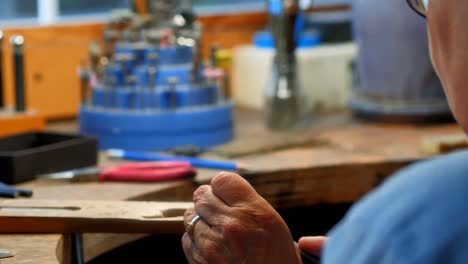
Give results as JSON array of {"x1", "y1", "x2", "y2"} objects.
[
  {"x1": 98, "y1": 162, "x2": 196, "y2": 182},
  {"x1": 113, "y1": 161, "x2": 192, "y2": 170}
]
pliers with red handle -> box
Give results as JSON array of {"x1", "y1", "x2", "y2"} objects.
[{"x1": 40, "y1": 161, "x2": 197, "y2": 183}]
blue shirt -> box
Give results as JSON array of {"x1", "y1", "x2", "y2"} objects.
[{"x1": 323, "y1": 150, "x2": 468, "y2": 264}]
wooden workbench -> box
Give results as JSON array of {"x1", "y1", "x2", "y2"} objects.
[{"x1": 0, "y1": 108, "x2": 464, "y2": 264}]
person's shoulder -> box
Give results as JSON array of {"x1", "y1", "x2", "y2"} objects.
[
  {"x1": 323, "y1": 150, "x2": 468, "y2": 264},
  {"x1": 342, "y1": 150, "x2": 468, "y2": 224},
  {"x1": 382, "y1": 150, "x2": 468, "y2": 204}
]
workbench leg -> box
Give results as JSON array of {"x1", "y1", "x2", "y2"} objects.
[{"x1": 71, "y1": 233, "x2": 85, "y2": 264}]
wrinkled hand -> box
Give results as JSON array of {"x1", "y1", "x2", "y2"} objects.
[{"x1": 182, "y1": 172, "x2": 301, "y2": 264}]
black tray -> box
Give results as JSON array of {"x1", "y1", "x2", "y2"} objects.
[{"x1": 0, "y1": 132, "x2": 98, "y2": 184}]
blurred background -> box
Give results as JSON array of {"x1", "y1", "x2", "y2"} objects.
[
  {"x1": 0, "y1": 0, "x2": 451, "y2": 153},
  {"x1": 1, "y1": 3, "x2": 463, "y2": 262},
  {"x1": 0, "y1": 0, "x2": 353, "y2": 121}
]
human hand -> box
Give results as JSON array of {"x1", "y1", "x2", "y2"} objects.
[
  {"x1": 182, "y1": 172, "x2": 301, "y2": 264},
  {"x1": 299, "y1": 236, "x2": 328, "y2": 258}
]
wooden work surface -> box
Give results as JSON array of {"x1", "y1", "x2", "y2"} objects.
[{"x1": 0, "y1": 108, "x2": 464, "y2": 264}]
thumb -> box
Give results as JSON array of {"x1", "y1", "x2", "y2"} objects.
[
  {"x1": 299, "y1": 236, "x2": 328, "y2": 256},
  {"x1": 210, "y1": 172, "x2": 260, "y2": 207}
]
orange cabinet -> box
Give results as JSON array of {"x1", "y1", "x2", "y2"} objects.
[{"x1": 2, "y1": 23, "x2": 103, "y2": 120}]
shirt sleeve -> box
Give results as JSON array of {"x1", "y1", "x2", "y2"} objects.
[{"x1": 322, "y1": 150, "x2": 468, "y2": 264}]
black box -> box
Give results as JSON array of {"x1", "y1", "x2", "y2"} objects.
[{"x1": 0, "y1": 132, "x2": 98, "y2": 184}]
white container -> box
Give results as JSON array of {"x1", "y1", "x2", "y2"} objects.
[{"x1": 232, "y1": 42, "x2": 358, "y2": 113}]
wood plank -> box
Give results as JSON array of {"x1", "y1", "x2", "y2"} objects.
[
  {"x1": 1, "y1": 109, "x2": 464, "y2": 264},
  {"x1": 0, "y1": 235, "x2": 59, "y2": 264},
  {"x1": 189, "y1": 111, "x2": 463, "y2": 211},
  {"x1": 0, "y1": 200, "x2": 192, "y2": 234},
  {"x1": 252, "y1": 160, "x2": 411, "y2": 208}
]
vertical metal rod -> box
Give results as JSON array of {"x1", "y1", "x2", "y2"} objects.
[
  {"x1": 210, "y1": 44, "x2": 219, "y2": 68},
  {"x1": 71, "y1": 233, "x2": 85, "y2": 264},
  {"x1": 221, "y1": 72, "x2": 230, "y2": 103},
  {"x1": 11, "y1": 35, "x2": 26, "y2": 112},
  {"x1": 0, "y1": 31, "x2": 4, "y2": 109},
  {"x1": 149, "y1": 66, "x2": 157, "y2": 109},
  {"x1": 128, "y1": 75, "x2": 138, "y2": 110},
  {"x1": 168, "y1": 77, "x2": 179, "y2": 110},
  {"x1": 265, "y1": 0, "x2": 302, "y2": 130},
  {"x1": 78, "y1": 61, "x2": 90, "y2": 105}
]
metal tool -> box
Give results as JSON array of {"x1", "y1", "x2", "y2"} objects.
[
  {"x1": 39, "y1": 161, "x2": 196, "y2": 183},
  {"x1": 78, "y1": 60, "x2": 90, "y2": 105},
  {"x1": 210, "y1": 44, "x2": 219, "y2": 68},
  {"x1": 71, "y1": 233, "x2": 84, "y2": 264},
  {"x1": 0, "y1": 182, "x2": 33, "y2": 198},
  {"x1": 171, "y1": 0, "x2": 201, "y2": 83},
  {"x1": 167, "y1": 77, "x2": 179, "y2": 110},
  {"x1": 203, "y1": 67, "x2": 226, "y2": 103},
  {"x1": 148, "y1": 0, "x2": 178, "y2": 22},
  {"x1": 0, "y1": 248, "x2": 14, "y2": 259},
  {"x1": 145, "y1": 28, "x2": 165, "y2": 45},
  {"x1": 107, "y1": 149, "x2": 246, "y2": 172},
  {"x1": 149, "y1": 66, "x2": 158, "y2": 109},
  {"x1": 169, "y1": 145, "x2": 203, "y2": 157},
  {"x1": 103, "y1": 28, "x2": 120, "y2": 59},
  {"x1": 127, "y1": 75, "x2": 140, "y2": 109},
  {"x1": 265, "y1": 0, "x2": 300, "y2": 130},
  {"x1": 115, "y1": 53, "x2": 136, "y2": 80},
  {"x1": 79, "y1": 1, "x2": 235, "y2": 152},
  {"x1": 11, "y1": 35, "x2": 26, "y2": 112},
  {"x1": 171, "y1": 0, "x2": 195, "y2": 31},
  {"x1": 0, "y1": 31, "x2": 4, "y2": 109},
  {"x1": 89, "y1": 41, "x2": 102, "y2": 71},
  {"x1": 265, "y1": 0, "x2": 314, "y2": 130}
]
